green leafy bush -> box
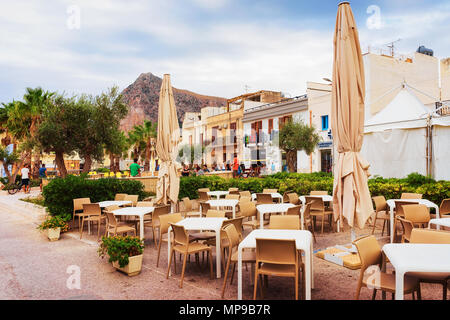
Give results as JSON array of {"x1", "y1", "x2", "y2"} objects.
[
  {"x1": 98, "y1": 235, "x2": 144, "y2": 268},
  {"x1": 37, "y1": 216, "x2": 69, "y2": 232},
  {"x1": 43, "y1": 175, "x2": 146, "y2": 219}
]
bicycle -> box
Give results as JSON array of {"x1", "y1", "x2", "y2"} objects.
[{"x1": 6, "y1": 181, "x2": 22, "y2": 195}]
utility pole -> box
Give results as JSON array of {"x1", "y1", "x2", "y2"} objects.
[{"x1": 386, "y1": 39, "x2": 401, "y2": 57}]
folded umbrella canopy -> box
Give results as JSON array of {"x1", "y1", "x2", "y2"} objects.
[
  {"x1": 331, "y1": 2, "x2": 373, "y2": 230},
  {"x1": 156, "y1": 74, "x2": 181, "y2": 204}
]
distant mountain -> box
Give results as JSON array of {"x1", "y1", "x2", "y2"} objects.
[{"x1": 120, "y1": 72, "x2": 227, "y2": 131}]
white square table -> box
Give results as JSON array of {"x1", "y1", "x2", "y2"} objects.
[
  {"x1": 256, "y1": 203, "x2": 295, "y2": 229},
  {"x1": 237, "y1": 229, "x2": 313, "y2": 300},
  {"x1": 251, "y1": 192, "x2": 283, "y2": 202},
  {"x1": 206, "y1": 199, "x2": 239, "y2": 218},
  {"x1": 382, "y1": 243, "x2": 450, "y2": 300},
  {"x1": 167, "y1": 217, "x2": 228, "y2": 278},
  {"x1": 207, "y1": 191, "x2": 229, "y2": 199},
  {"x1": 98, "y1": 200, "x2": 132, "y2": 208},
  {"x1": 386, "y1": 199, "x2": 440, "y2": 243},
  {"x1": 429, "y1": 218, "x2": 450, "y2": 230},
  {"x1": 111, "y1": 206, "x2": 154, "y2": 240}
]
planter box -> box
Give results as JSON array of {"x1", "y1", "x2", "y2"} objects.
[
  {"x1": 47, "y1": 227, "x2": 61, "y2": 241},
  {"x1": 112, "y1": 254, "x2": 143, "y2": 276}
]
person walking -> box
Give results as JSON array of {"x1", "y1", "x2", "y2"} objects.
[
  {"x1": 39, "y1": 163, "x2": 47, "y2": 192},
  {"x1": 21, "y1": 163, "x2": 30, "y2": 194},
  {"x1": 232, "y1": 156, "x2": 239, "y2": 178},
  {"x1": 129, "y1": 158, "x2": 140, "y2": 177}
]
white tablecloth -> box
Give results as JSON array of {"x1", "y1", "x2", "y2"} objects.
[
  {"x1": 386, "y1": 199, "x2": 440, "y2": 243},
  {"x1": 206, "y1": 199, "x2": 239, "y2": 218},
  {"x1": 256, "y1": 203, "x2": 295, "y2": 229},
  {"x1": 168, "y1": 217, "x2": 227, "y2": 278},
  {"x1": 237, "y1": 229, "x2": 313, "y2": 300},
  {"x1": 382, "y1": 243, "x2": 450, "y2": 299},
  {"x1": 112, "y1": 207, "x2": 154, "y2": 240}
]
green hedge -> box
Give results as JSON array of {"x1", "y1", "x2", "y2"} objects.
[
  {"x1": 179, "y1": 173, "x2": 450, "y2": 208},
  {"x1": 43, "y1": 175, "x2": 147, "y2": 220}
]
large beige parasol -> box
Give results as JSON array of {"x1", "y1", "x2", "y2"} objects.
[
  {"x1": 155, "y1": 74, "x2": 181, "y2": 204},
  {"x1": 331, "y1": 2, "x2": 373, "y2": 230}
]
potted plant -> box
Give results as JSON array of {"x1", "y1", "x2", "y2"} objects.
[
  {"x1": 98, "y1": 236, "x2": 144, "y2": 276},
  {"x1": 37, "y1": 216, "x2": 69, "y2": 241}
]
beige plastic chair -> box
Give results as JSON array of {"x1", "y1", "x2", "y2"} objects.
[
  {"x1": 439, "y1": 199, "x2": 450, "y2": 217},
  {"x1": 394, "y1": 201, "x2": 418, "y2": 241},
  {"x1": 124, "y1": 194, "x2": 139, "y2": 207},
  {"x1": 353, "y1": 235, "x2": 420, "y2": 300},
  {"x1": 205, "y1": 210, "x2": 226, "y2": 218},
  {"x1": 240, "y1": 201, "x2": 268, "y2": 229},
  {"x1": 200, "y1": 202, "x2": 211, "y2": 216},
  {"x1": 189, "y1": 210, "x2": 226, "y2": 242},
  {"x1": 136, "y1": 201, "x2": 154, "y2": 207},
  {"x1": 198, "y1": 191, "x2": 211, "y2": 202},
  {"x1": 239, "y1": 191, "x2": 251, "y2": 199},
  {"x1": 256, "y1": 193, "x2": 273, "y2": 205},
  {"x1": 221, "y1": 224, "x2": 256, "y2": 298},
  {"x1": 72, "y1": 198, "x2": 91, "y2": 230},
  {"x1": 239, "y1": 196, "x2": 251, "y2": 204},
  {"x1": 269, "y1": 215, "x2": 300, "y2": 230},
  {"x1": 371, "y1": 196, "x2": 390, "y2": 236},
  {"x1": 144, "y1": 204, "x2": 171, "y2": 247},
  {"x1": 225, "y1": 194, "x2": 240, "y2": 200},
  {"x1": 282, "y1": 191, "x2": 295, "y2": 203},
  {"x1": 287, "y1": 193, "x2": 301, "y2": 205},
  {"x1": 156, "y1": 213, "x2": 183, "y2": 267},
  {"x1": 254, "y1": 238, "x2": 302, "y2": 300},
  {"x1": 198, "y1": 188, "x2": 210, "y2": 192},
  {"x1": 302, "y1": 203, "x2": 316, "y2": 243},
  {"x1": 80, "y1": 203, "x2": 106, "y2": 240},
  {"x1": 310, "y1": 191, "x2": 328, "y2": 195},
  {"x1": 263, "y1": 189, "x2": 277, "y2": 194},
  {"x1": 409, "y1": 229, "x2": 450, "y2": 300},
  {"x1": 105, "y1": 211, "x2": 136, "y2": 237},
  {"x1": 181, "y1": 197, "x2": 201, "y2": 218},
  {"x1": 166, "y1": 223, "x2": 213, "y2": 288},
  {"x1": 114, "y1": 193, "x2": 127, "y2": 201},
  {"x1": 228, "y1": 187, "x2": 240, "y2": 195},
  {"x1": 403, "y1": 204, "x2": 430, "y2": 228},
  {"x1": 395, "y1": 216, "x2": 415, "y2": 243},
  {"x1": 401, "y1": 193, "x2": 423, "y2": 199},
  {"x1": 305, "y1": 196, "x2": 333, "y2": 234}
]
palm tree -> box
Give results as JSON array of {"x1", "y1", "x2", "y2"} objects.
[{"x1": 127, "y1": 120, "x2": 157, "y2": 171}]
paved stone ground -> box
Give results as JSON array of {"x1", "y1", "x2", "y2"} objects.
[{"x1": 0, "y1": 189, "x2": 445, "y2": 300}]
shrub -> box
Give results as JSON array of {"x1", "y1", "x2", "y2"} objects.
[
  {"x1": 37, "y1": 216, "x2": 69, "y2": 232},
  {"x1": 98, "y1": 235, "x2": 144, "y2": 268},
  {"x1": 43, "y1": 175, "x2": 146, "y2": 219}
]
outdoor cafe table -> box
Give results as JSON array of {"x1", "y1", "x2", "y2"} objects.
[
  {"x1": 167, "y1": 217, "x2": 227, "y2": 278},
  {"x1": 386, "y1": 199, "x2": 440, "y2": 243},
  {"x1": 111, "y1": 206, "x2": 154, "y2": 240},
  {"x1": 429, "y1": 218, "x2": 450, "y2": 230},
  {"x1": 206, "y1": 199, "x2": 239, "y2": 218},
  {"x1": 237, "y1": 229, "x2": 313, "y2": 300},
  {"x1": 382, "y1": 243, "x2": 450, "y2": 300},
  {"x1": 207, "y1": 191, "x2": 229, "y2": 199},
  {"x1": 256, "y1": 203, "x2": 295, "y2": 229},
  {"x1": 251, "y1": 192, "x2": 283, "y2": 202},
  {"x1": 97, "y1": 200, "x2": 132, "y2": 208}
]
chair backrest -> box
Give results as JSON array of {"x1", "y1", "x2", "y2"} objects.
[
  {"x1": 222, "y1": 216, "x2": 244, "y2": 239},
  {"x1": 287, "y1": 193, "x2": 300, "y2": 205},
  {"x1": 410, "y1": 229, "x2": 450, "y2": 244},
  {"x1": 310, "y1": 191, "x2": 328, "y2": 195},
  {"x1": 395, "y1": 201, "x2": 418, "y2": 217},
  {"x1": 239, "y1": 197, "x2": 251, "y2": 203},
  {"x1": 159, "y1": 213, "x2": 183, "y2": 235},
  {"x1": 396, "y1": 216, "x2": 415, "y2": 242},
  {"x1": 222, "y1": 224, "x2": 241, "y2": 251},
  {"x1": 440, "y1": 198, "x2": 450, "y2": 216},
  {"x1": 256, "y1": 238, "x2": 297, "y2": 265},
  {"x1": 153, "y1": 205, "x2": 171, "y2": 224},
  {"x1": 181, "y1": 197, "x2": 193, "y2": 211},
  {"x1": 305, "y1": 196, "x2": 324, "y2": 211},
  {"x1": 170, "y1": 223, "x2": 189, "y2": 246},
  {"x1": 256, "y1": 193, "x2": 273, "y2": 204},
  {"x1": 114, "y1": 193, "x2": 127, "y2": 201},
  {"x1": 228, "y1": 187, "x2": 239, "y2": 193},
  {"x1": 269, "y1": 215, "x2": 300, "y2": 230},
  {"x1": 73, "y1": 198, "x2": 91, "y2": 212},
  {"x1": 283, "y1": 191, "x2": 294, "y2": 203},
  {"x1": 239, "y1": 191, "x2": 251, "y2": 198},
  {"x1": 263, "y1": 189, "x2": 277, "y2": 194},
  {"x1": 286, "y1": 205, "x2": 301, "y2": 216},
  {"x1": 104, "y1": 205, "x2": 119, "y2": 213},
  {"x1": 372, "y1": 196, "x2": 387, "y2": 212},
  {"x1": 225, "y1": 194, "x2": 240, "y2": 200},
  {"x1": 353, "y1": 235, "x2": 382, "y2": 272},
  {"x1": 200, "y1": 202, "x2": 211, "y2": 213},
  {"x1": 136, "y1": 201, "x2": 153, "y2": 207},
  {"x1": 198, "y1": 188, "x2": 210, "y2": 193},
  {"x1": 401, "y1": 193, "x2": 423, "y2": 199},
  {"x1": 124, "y1": 195, "x2": 139, "y2": 206},
  {"x1": 198, "y1": 191, "x2": 210, "y2": 201},
  {"x1": 303, "y1": 202, "x2": 313, "y2": 221},
  {"x1": 403, "y1": 204, "x2": 430, "y2": 224},
  {"x1": 206, "y1": 210, "x2": 226, "y2": 218},
  {"x1": 82, "y1": 203, "x2": 101, "y2": 216},
  {"x1": 239, "y1": 201, "x2": 257, "y2": 218},
  {"x1": 105, "y1": 210, "x2": 118, "y2": 226}
]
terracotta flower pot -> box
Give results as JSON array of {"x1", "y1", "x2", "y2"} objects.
[
  {"x1": 112, "y1": 254, "x2": 143, "y2": 276},
  {"x1": 47, "y1": 227, "x2": 61, "y2": 241}
]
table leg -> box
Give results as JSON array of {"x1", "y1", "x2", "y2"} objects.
[
  {"x1": 310, "y1": 239, "x2": 314, "y2": 289},
  {"x1": 215, "y1": 231, "x2": 221, "y2": 278},
  {"x1": 390, "y1": 205, "x2": 394, "y2": 243},
  {"x1": 139, "y1": 216, "x2": 144, "y2": 240},
  {"x1": 304, "y1": 246, "x2": 311, "y2": 300},
  {"x1": 395, "y1": 271, "x2": 405, "y2": 300},
  {"x1": 233, "y1": 205, "x2": 236, "y2": 219},
  {"x1": 259, "y1": 210, "x2": 264, "y2": 229},
  {"x1": 237, "y1": 246, "x2": 243, "y2": 300},
  {"x1": 167, "y1": 227, "x2": 172, "y2": 276}
]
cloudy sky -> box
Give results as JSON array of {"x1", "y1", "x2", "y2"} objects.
[{"x1": 1, "y1": 0, "x2": 449, "y2": 103}]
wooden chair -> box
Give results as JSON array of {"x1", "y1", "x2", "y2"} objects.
[
  {"x1": 221, "y1": 224, "x2": 256, "y2": 298},
  {"x1": 401, "y1": 193, "x2": 423, "y2": 199},
  {"x1": 305, "y1": 196, "x2": 333, "y2": 234},
  {"x1": 105, "y1": 211, "x2": 136, "y2": 237},
  {"x1": 371, "y1": 196, "x2": 390, "y2": 236},
  {"x1": 269, "y1": 215, "x2": 300, "y2": 230},
  {"x1": 256, "y1": 193, "x2": 273, "y2": 205},
  {"x1": 310, "y1": 191, "x2": 328, "y2": 195},
  {"x1": 72, "y1": 198, "x2": 91, "y2": 230},
  {"x1": 80, "y1": 203, "x2": 106, "y2": 240},
  {"x1": 254, "y1": 238, "x2": 302, "y2": 300},
  {"x1": 181, "y1": 197, "x2": 201, "y2": 218},
  {"x1": 144, "y1": 204, "x2": 171, "y2": 247},
  {"x1": 403, "y1": 204, "x2": 430, "y2": 228},
  {"x1": 156, "y1": 213, "x2": 183, "y2": 267},
  {"x1": 263, "y1": 189, "x2": 277, "y2": 194},
  {"x1": 353, "y1": 235, "x2": 420, "y2": 300},
  {"x1": 409, "y1": 229, "x2": 450, "y2": 300},
  {"x1": 114, "y1": 193, "x2": 127, "y2": 201},
  {"x1": 166, "y1": 223, "x2": 213, "y2": 288}
]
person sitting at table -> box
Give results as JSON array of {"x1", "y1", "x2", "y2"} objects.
[{"x1": 181, "y1": 164, "x2": 190, "y2": 177}]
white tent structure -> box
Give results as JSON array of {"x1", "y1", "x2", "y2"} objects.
[{"x1": 361, "y1": 85, "x2": 450, "y2": 180}]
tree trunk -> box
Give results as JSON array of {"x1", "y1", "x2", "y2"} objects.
[
  {"x1": 82, "y1": 154, "x2": 92, "y2": 173},
  {"x1": 10, "y1": 150, "x2": 28, "y2": 183},
  {"x1": 144, "y1": 144, "x2": 150, "y2": 171},
  {"x1": 1, "y1": 162, "x2": 12, "y2": 182},
  {"x1": 55, "y1": 151, "x2": 67, "y2": 177},
  {"x1": 287, "y1": 150, "x2": 297, "y2": 173},
  {"x1": 32, "y1": 152, "x2": 41, "y2": 179},
  {"x1": 109, "y1": 153, "x2": 114, "y2": 172},
  {"x1": 114, "y1": 156, "x2": 120, "y2": 172}
]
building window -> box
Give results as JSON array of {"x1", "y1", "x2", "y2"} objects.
[
  {"x1": 189, "y1": 135, "x2": 192, "y2": 146},
  {"x1": 200, "y1": 133, "x2": 203, "y2": 146},
  {"x1": 321, "y1": 115, "x2": 329, "y2": 131},
  {"x1": 268, "y1": 119, "x2": 273, "y2": 135},
  {"x1": 230, "y1": 122, "x2": 237, "y2": 144},
  {"x1": 279, "y1": 115, "x2": 292, "y2": 130}
]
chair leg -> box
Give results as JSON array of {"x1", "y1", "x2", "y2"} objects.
[
  {"x1": 295, "y1": 272, "x2": 299, "y2": 300},
  {"x1": 253, "y1": 267, "x2": 259, "y2": 300},
  {"x1": 208, "y1": 250, "x2": 213, "y2": 280},
  {"x1": 230, "y1": 263, "x2": 236, "y2": 284},
  {"x1": 443, "y1": 281, "x2": 447, "y2": 300},
  {"x1": 180, "y1": 253, "x2": 188, "y2": 288},
  {"x1": 321, "y1": 215, "x2": 325, "y2": 234},
  {"x1": 372, "y1": 289, "x2": 377, "y2": 300},
  {"x1": 221, "y1": 255, "x2": 232, "y2": 298},
  {"x1": 79, "y1": 218, "x2": 84, "y2": 239},
  {"x1": 166, "y1": 249, "x2": 174, "y2": 279},
  {"x1": 156, "y1": 238, "x2": 162, "y2": 267},
  {"x1": 371, "y1": 215, "x2": 378, "y2": 235}
]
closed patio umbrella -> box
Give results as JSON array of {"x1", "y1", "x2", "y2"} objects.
[
  {"x1": 331, "y1": 2, "x2": 373, "y2": 233},
  {"x1": 155, "y1": 74, "x2": 181, "y2": 205}
]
